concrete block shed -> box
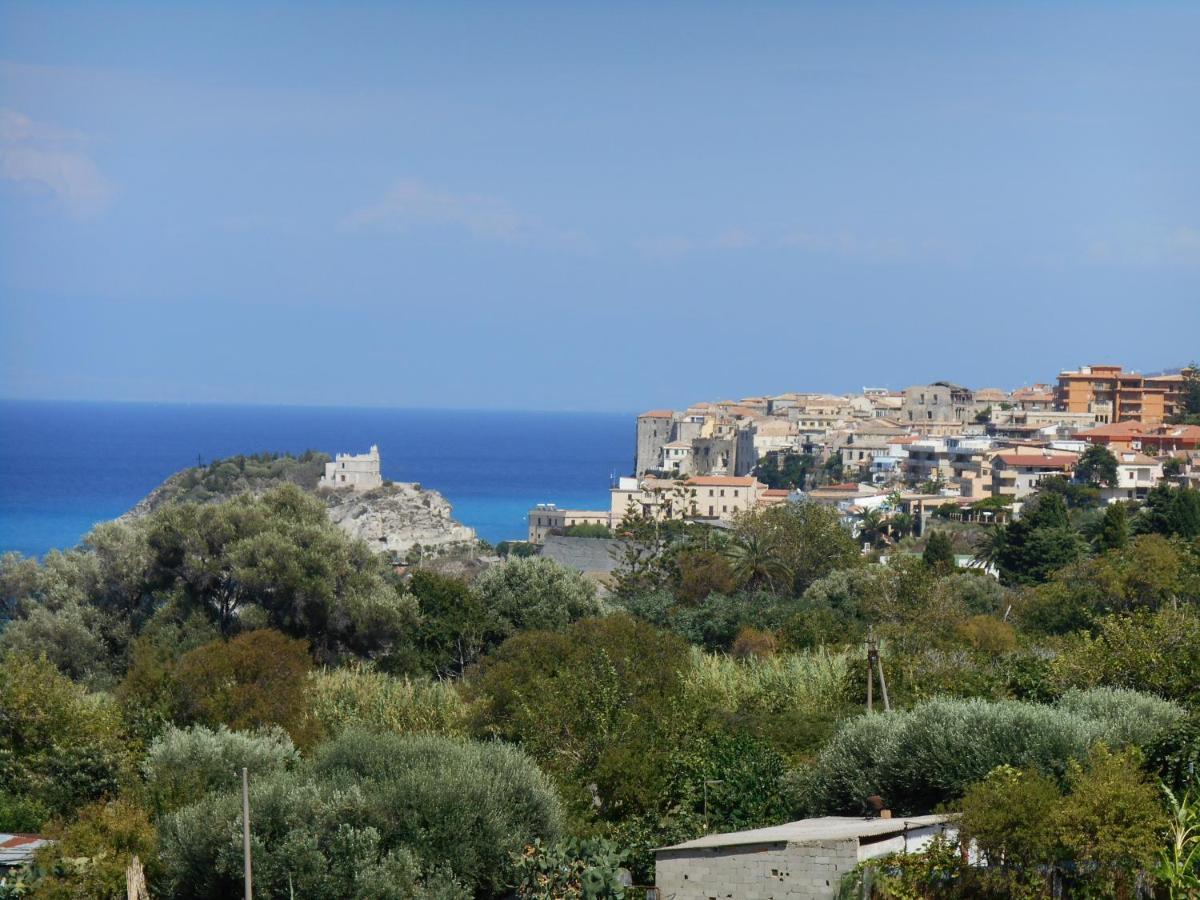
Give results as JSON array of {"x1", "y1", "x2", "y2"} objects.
[{"x1": 654, "y1": 814, "x2": 954, "y2": 900}]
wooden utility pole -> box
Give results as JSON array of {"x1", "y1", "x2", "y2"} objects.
[
  {"x1": 242, "y1": 767, "x2": 253, "y2": 900},
  {"x1": 866, "y1": 632, "x2": 891, "y2": 713}
]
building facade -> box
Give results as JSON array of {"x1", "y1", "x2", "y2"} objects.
[
  {"x1": 318, "y1": 445, "x2": 383, "y2": 491},
  {"x1": 1055, "y1": 365, "x2": 1193, "y2": 425}
]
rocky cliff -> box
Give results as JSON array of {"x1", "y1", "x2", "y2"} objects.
[
  {"x1": 322, "y1": 482, "x2": 477, "y2": 557},
  {"x1": 123, "y1": 451, "x2": 478, "y2": 558}
]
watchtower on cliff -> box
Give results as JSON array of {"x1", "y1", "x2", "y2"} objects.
[{"x1": 319, "y1": 445, "x2": 383, "y2": 490}]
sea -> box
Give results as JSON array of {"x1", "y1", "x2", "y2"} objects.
[{"x1": 0, "y1": 400, "x2": 632, "y2": 558}]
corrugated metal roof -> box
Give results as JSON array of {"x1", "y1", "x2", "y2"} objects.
[{"x1": 0, "y1": 833, "x2": 52, "y2": 867}]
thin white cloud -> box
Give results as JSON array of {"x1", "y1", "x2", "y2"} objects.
[
  {"x1": 1079, "y1": 226, "x2": 1200, "y2": 269},
  {"x1": 0, "y1": 109, "x2": 114, "y2": 217},
  {"x1": 343, "y1": 178, "x2": 524, "y2": 240},
  {"x1": 779, "y1": 230, "x2": 911, "y2": 262},
  {"x1": 635, "y1": 227, "x2": 926, "y2": 262}
]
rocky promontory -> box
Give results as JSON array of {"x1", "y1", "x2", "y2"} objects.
[{"x1": 122, "y1": 451, "x2": 478, "y2": 559}]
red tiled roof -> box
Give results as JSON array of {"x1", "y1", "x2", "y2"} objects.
[{"x1": 639, "y1": 410, "x2": 674, "y2": 418}]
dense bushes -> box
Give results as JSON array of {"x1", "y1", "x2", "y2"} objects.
[
  {"x1": 0, "y1": 654, "x2": 132, "y2": 826},
  {"x1": 142, "y1": 724, "x2": 299, "y2": 815},
  {"x1": 306, "y1": 664, "x2": 468, "y2": 738},
  {"x1": 803, "y1": 690, "x2": 1183, "y2": 814},
  {"x1": 159, "y1": 731, "x2": 560, "y2": 899}
]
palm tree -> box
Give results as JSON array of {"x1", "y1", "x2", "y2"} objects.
[
  {"x1": 972, "y1": 524, "x2": 1008, "y2": 569},
  {"x1": 724, "y1": 531, "x2": 793, "y2": 594},
  {"x1": 858, "y1": 508, "x2": 887, "y2": 548}
]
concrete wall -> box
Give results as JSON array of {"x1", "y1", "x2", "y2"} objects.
[{"x1": 656, "y1": 839, "x2": 859, "y2": 900}]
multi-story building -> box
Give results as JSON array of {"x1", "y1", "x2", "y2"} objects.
[
  {"x1": 527, "y1": 506, "x2": 612, "y2": 544},
  {"x1": 990, "y1": 450, "x2": 1078, "y2": 499},
  {"x1": 900, "y1": 382, "x2": 979, "y2": 425},
  {"x1": 1101, "y1": 452, "x2": 1163, "y2": 504},
  {"x1": 1055, "y1": 365, "x2": 1193, "y2": 425},
  {"x1": 608, "y1": 475, "x2": 767, "y2": 524},
  {"x1": 1078, "y1": 422, "x2": 1200, "y2": 454}
]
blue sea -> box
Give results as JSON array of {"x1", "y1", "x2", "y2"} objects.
[{"x1": 0, "y1": 401, "x2": 632, "y2": 557}]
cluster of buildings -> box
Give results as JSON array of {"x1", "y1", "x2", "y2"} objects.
[{"x1": 528, "y1": 364, "x2": 1199, "y2": 545}]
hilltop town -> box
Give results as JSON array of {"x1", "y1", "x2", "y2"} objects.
[{"x1": 529, "y1": 363, "x2": 1200, "y2": 548}]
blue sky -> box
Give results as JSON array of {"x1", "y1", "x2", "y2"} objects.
[{"x1": 2, "y1": 2, "x2": 1198, "y2": 411}]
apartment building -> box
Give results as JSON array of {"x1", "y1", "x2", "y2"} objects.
[
  {"x1": 1055, "y1": 365, "x2": 1193, "y2": 425},
  {"x1": 990, "y1": 450, "x2": 1078, "y2": 499}
]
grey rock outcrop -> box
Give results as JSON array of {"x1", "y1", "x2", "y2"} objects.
[{"x1": 322, "y1": 483, "x2": 477, "y2": 557}]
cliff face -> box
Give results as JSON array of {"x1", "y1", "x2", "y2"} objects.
[
  {"x1": 123, "y1": 452, "x2": 477, "y2": 558},
  {"x1": 322, "y1": 483, "x2": 477, "y2": 556}
]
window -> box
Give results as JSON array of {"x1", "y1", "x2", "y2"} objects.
[
  {"x1": 733, "y1": 490, "x2": 739, "y2": 497},
  {"x1": 709, "y1": 489, "x2": 714, "y2": 497},
  {"x1": 720, "y1": 489, "x2": 725, "y2": 497},
  {"x1": 722, "y1": 505, "x2": 728, "y2": 513},
  {"x1": 708, "y1": 505, "x2": 714, "y2": 515}
]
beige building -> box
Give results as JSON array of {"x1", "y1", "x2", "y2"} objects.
[
  {"x1": 609, "y1": 475, "x2": 767, "y2": 524},
  {"x1": 319, "y1": 445, "x2": 383, "y2": 491},
  {"x1": 901, "y1": 382, "x2": 979, "y2": 424},
  {"x1": 527, "y1": 505, "x2": 611, "y2": 544}
]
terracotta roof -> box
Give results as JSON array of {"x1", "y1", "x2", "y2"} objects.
[
  {"x1": 1116, "y1": 452, "x2": 1160, "y2": 466},
  {"x1": 639, "y1": 410, "x2": 674, "y2": 418},
  {"x1": 1079, "y1": 422, "x2": 1149, "y2": 438},
  {"x1": 762, "y1": 488, "x2": 791, "y2": 497},
  {"x1": 685, "y1": 476, "x2": 761, "y2": 487},
  {"x1": 993, "y1": 452, "x2": 1078, "y2": 468}
]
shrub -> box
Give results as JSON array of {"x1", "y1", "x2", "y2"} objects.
[
  {"x1": 311, "y1": 731, "x2": 563, "y2": 897},
  {"x1": 471, "y1": 556, "x2": 601, "y2": 634},
  {"x1": 513, "y1": 838, "x2": 627, "y2": 899},
  {"x1": 161, "y1": 732, "x2": 557, "y2": 899},
  {"x1": 170, "y1": 629, "x2": 319, "y2": 746},
  {"x1": 0, "y1": 654, "x2": 131, "y2": 823},
  {"x1": 803, "y1": 691, "x2": 1183, "y2": 814},
  {"x1": 142, "y1": 724, "x2": 299, "y2": 815},
  {"x1": 682, "y1": 647, "x2": 852, "y2": 720},
  {"x1": 160, "y1": 773, "x2": 466, "y2": 899},
  {"x1": 469, "y1": 615, "x2": 691, "y2": 824},
  {"x1": 1055, "y1": 686, "x2": 1183, "y2": 746},
  {"x1": 29, "y1": 797, "x2": 160, "y2": 900},
  {"x1": 1047, "y1": 607, "x2": 1200, "y2": 702},
  {"x1": 306, "y1": 664, "x2": 468, "y2": 738}
]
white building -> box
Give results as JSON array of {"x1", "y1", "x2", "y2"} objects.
[
  {"x1": 1102, "y1": 451, "x2": 1163, "y2": 504},
  {"x1": 319, "y1": 445, "x2": 383, "y2": 491}
]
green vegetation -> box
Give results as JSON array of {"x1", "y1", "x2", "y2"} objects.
[{"x1": 3, "y1": 466, "x2": 1200, "y2": 895}]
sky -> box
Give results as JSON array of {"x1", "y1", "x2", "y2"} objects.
[{"x1": 1, "y1": 2, "x2": 1198, "y2": 412}]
